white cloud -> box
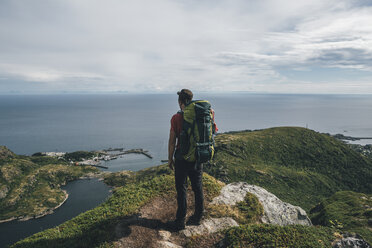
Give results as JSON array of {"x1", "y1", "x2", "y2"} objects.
[{"x1": 0, "y1": 0, "x2": 372, "y2": 94}]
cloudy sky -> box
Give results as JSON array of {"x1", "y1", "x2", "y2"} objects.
[{"x1": 1, "y1": 0, "x2": 372, "y2": 94}]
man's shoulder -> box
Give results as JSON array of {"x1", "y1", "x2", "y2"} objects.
[{"x1": 171, "y1": 111, "x2": 183, "y2": 120}]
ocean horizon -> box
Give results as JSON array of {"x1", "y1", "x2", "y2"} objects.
[{"x1": 1, "y1": 93, "x2": 371, "y2": 170}]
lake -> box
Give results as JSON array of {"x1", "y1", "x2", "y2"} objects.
[{"x1": 0, "y1": 178, "x2": 111, "y2": 248}]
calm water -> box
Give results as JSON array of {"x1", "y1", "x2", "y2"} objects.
[
  {"x1": 0, "y1": 178, "x2": 111, "y2": 248},
  {"x1": 1, "y1": 93, "x2": 372, "y2": 247},
  {"x1": 1, "y1": 93, "x2": 371, "y2": 160}
]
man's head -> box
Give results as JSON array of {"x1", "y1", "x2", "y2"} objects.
[{"x1": 177, "y1": 89, "x2": 193, "y2": 106}]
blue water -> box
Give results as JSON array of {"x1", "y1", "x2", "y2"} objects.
[
  {"x1": 1, "y1": 93, "x2": 371, "y2": 163},
  {"x1": 0, "y1": 178, "x2": 111, "y2": 248}
]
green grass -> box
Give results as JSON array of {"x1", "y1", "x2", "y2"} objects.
[
  {"x1": 236, "y1": 192, "x2": 264, "y2": 223},
  {"x1": 11, "y1": 173, "x2": 223, "y2": 248},
  {"x1": 310, "y1": 191, "x2": 372, "y2": 244},
  {"x1": 103, "y1": 163, "x2": 172, "y2": 187},
  {"x1": 207, "y1": 192, "x2": 264, "y2": 224},
  {"x1": 0, "y1": 150, "x2": 98, "y2": 220},
  {"x1": 205, "y1": 127, "x2": 372, "y2": 211},
  {"x1": 224, "y1": 224, "x2": 336, "y2": 248}
]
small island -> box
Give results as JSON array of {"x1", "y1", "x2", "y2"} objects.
[{"x1": 36, "y1": 148, "x2": 153, "y2": 169}]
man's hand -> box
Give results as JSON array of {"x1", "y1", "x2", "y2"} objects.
[
  {"x1": 168, "y1": 130, "x2": 176, "y2": 171},
  {"x1": 168, "y1": 159, "x2": 175, "y2": 170}
]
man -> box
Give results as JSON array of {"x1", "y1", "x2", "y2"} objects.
[{"x1": 167, "y1": 89, "x2": 204, "y2": 231}]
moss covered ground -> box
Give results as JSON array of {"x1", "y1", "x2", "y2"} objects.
[
  {"x1": 207, "y1": 192, "x2": 264, "y2": 225},
  {"x1": 103, "y1": 163, "x2": 172, "y2": 187},
  {"x1": 224, "y1": 224, "x2": 336, "y2": 248},
  {"x1": 0, "y1": 148, "x2": 98, "y2": 221},
  {"x1": 310, "y1": 191, "x2": 372, "y2": 244}
]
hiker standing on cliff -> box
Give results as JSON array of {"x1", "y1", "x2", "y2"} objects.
[{"x1": 167, "y1": 89, "x2": 217, "y2": 231}]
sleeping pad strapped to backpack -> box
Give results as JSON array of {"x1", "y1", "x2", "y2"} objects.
[{"x1": 178, "y1": 100, "x2": 216, "y2": 163}]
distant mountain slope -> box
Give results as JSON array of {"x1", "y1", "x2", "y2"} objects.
[
  {"x1": 0, "y1": 147, "x2": 97, "y2": 221},
  {"x1": 205, "y1": 127, "x2": 372, "y2": 211}
]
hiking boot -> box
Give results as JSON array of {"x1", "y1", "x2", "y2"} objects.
[
  {"x1": 166, "y1": 219, "x2": 185, "y2": 231},
  {"x1": 186, "y1": 214, "x2": 203, "y2": 226}
]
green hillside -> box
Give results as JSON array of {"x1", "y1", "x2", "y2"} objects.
[
  {"x1": 310, "y1": 191, "x2": 372, "y2": 244},
  {"x1": 7, "y1": 127, "x2": 372, "y2": 247},
  {"x1": 0, "y1": 146, "x2": 98, "y2": 221},
  {"x1": 12, "y1": 164, "x2": 342, "y2": 248},
  {"x1": 205, "y1": 127, "x2": 372, "y2": 211},
  {"x1": 11, "y1": 172, "x2": 223, "y2": 248}
]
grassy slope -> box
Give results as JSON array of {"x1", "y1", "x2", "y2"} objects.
[
  {"x1": 103, "y1": 163, "x2": 172, "y2": 187},
  {"x1": 12, "y1": 171, "x2": 223, "y2": 248},
  {"x1": 310, "y1": 191, "x2": 372, "y2": 244},
  {"x1": 10, "y1": 127, "x2": 372, "y2": 247},
  {"x1": 0, "y1": 147, "x2": 97, "y2": 220},
  {"x1": 205, "y1": 127, "x2": 372, "y2": 211},
  {"x1": 14, "y1": 163, "x2": 342, "y2": 248},
  {"x1": 224, "y1": 224, "x2": 336, "y2": 248}
]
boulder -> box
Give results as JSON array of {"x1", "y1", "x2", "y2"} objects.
[
  {"x1": 158, "y1": 230, "x2": 172, "y2": 241},
  {"x1": 156, "y1": 241, "x2": 182, "y2": 248},
  {"x1": 211, "y1": 182, "x2": 312, "y2": 226}
]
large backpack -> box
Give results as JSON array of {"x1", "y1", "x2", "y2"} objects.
[{"x1": 178, "y1": 100, "x2": 216, "y2": 163}]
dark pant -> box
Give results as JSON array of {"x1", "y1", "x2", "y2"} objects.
[{"x1": 175, "y1": 159, "x2": 204, "y2": 221}]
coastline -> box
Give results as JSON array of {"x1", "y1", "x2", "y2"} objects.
[
  {"x1": 0, "y1": 190, "x2": 69, "y2": 224},
  {"x1": 0, "y1": 171, "x2": 109, "y2": 224}
]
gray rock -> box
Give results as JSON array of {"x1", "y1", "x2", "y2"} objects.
[
  {"x1": 211, "y1": 182, "x2": 312, "y2": 226},
  {"x1": 333, "y1": 233, "x2": 371, "y2": 248},
  {"x1": 180, "y1": 217, "x2": 238, "y2": 237},
  {"x1": 156, "y1": 241, "x2": 182, "y2": 248},
  {"x1": 158, "y1": 230, "x2": 172, "y2": 241}
]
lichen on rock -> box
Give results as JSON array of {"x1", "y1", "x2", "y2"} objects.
[{"x1": 211, "y1": 182, "x2": 312, "y2": 226}]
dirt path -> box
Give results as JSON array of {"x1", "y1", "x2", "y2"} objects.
[{"x1": 113, "y1": 191, "x2": 196, "y2": 248}]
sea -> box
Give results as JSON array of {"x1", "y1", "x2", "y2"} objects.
[
  {"x1": 1, "y1": 93, "x2": 372, "y2": 162},
  {"x1": 1, "y1": 93, "x2": 372, "y2": 247}
]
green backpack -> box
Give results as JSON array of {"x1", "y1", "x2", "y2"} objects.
[{"x1": 178, "y1": 100, "x2": 216, "y2": 163}]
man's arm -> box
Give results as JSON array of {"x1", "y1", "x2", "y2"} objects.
[{"x1": 168, "y1": 130, "x2": 176, "y2": 170}]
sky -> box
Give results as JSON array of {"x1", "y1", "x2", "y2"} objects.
[{"x1": 1, "y1": 0, "x2": 372, "y2": 94}]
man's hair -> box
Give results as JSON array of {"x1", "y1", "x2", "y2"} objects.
[{"x1": 177, "y1": 89, "x2": 193, "y2": 105}]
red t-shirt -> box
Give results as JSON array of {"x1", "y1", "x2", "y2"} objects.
[{"x1": 170, "y1": 112, "x2": 183, "y2": 148}]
